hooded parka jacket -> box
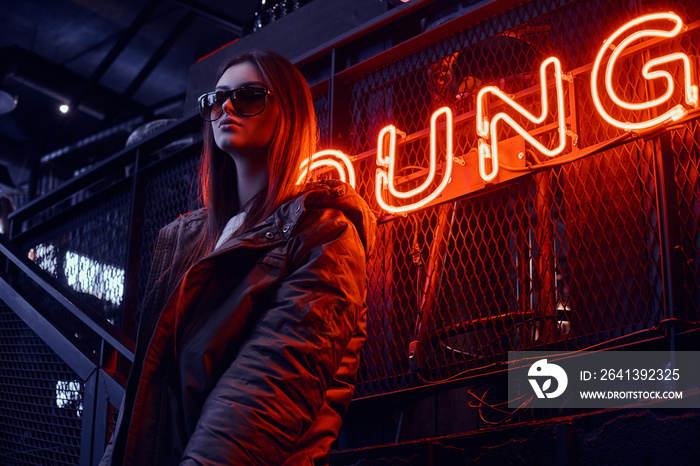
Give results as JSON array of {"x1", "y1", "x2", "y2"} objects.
[{"x1": 101, "y1": 181, "x2": 376, "y2": 466}]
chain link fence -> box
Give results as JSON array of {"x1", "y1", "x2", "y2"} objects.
[
  {"x1": 336, "y1": 0, "x2": 700, "y2": 396},
  {"x1": 0, "y1": 304, "x2": 83, "y2": 465}
]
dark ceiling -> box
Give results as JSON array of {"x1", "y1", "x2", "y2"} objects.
[{"x1": 0, "y1": 0, "x2": 264, "y2": 191}]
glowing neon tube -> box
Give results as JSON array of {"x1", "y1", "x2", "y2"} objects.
[
  {"x1": 297, "y1": 149, "x2": 357, "y2": 188},
  {"x1": 591, "y1": 12, "x2": 699, "y2": 130},
  {"x1": 375, "y1": 107, "x2": 453, "y2": 214},
  {"x1": 476, "y1": 56, "x2": 568, "y2": 182}
]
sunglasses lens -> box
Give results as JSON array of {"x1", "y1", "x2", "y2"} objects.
[
  {"x1": 202, "y1": 91, "x2": 227, "y2": 121},
  {"x1": 231, "y1": 89, "x2": 267, "y2": 116},
  {"x1": 198, "y1": 88, "x2": 268, "y2": 120}
]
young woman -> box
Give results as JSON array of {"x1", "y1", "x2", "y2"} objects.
[{"x1": 101, "y1": 50, "x2": 376, "y2": 465}]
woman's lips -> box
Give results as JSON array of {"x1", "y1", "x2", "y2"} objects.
[{"x1": 218, "y1": 117, "x2": 241, "y2": 129}]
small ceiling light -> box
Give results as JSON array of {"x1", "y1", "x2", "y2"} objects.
[
  {"x1": 0, "y1": 90, "x2": 17, "y2": 115},
  {"x1": 59, "y1": 104, "x2": 70, "y2": 114}
]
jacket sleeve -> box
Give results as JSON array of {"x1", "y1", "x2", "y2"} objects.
[{"x1": 180, "y1": 208, "x2": 368, "y2": 465}]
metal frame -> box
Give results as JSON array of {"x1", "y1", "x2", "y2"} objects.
[{"x1": 0, "y1": 233, "x2": 133, "y2": 465}]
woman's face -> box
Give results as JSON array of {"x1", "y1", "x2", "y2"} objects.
[{"x1": 212, "y1": 61, "x2": 279, "y2": 158}]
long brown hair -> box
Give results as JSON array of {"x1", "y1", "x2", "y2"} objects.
[{"x1": 180, "y1": 50, "x2": 316, "y2": 274}]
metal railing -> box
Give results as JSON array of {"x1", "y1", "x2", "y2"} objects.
[
  {"x1": 1, "y1": 116, "x2": 201, "y2": 465},
  {"x1": 0, "y1": 234, "x2": 133, "y2": 465}
]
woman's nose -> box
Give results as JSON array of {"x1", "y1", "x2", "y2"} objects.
[{"x1": 222, "y1": 95, "x2": 236, "y2": 114}]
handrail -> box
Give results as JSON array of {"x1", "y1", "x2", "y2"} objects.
[
  {"x1": 0, "y1": 233, "x2": 135, "y2": 361},
  {"x1": 9, "y1": 114, "x2": 202, "y2": 223},
  {"x1": 0, "y1": 201, "x2": 133, "y2": 466}
]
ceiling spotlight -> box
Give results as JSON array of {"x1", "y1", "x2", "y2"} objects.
[
  {"x1": 59, "y1": 104, "x2": 70, "y2": 114},
  {"x1": 0, "y1": 90, "x2": 17, "y2": 115}
]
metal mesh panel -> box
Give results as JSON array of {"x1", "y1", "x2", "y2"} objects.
[
  {"x1": 106, "y1": 402, "x2": 119, "y2": 447},
  {"x1": 0, "y1": 303, "x2": 83, "y2": 465},
  {"x1": 672, "y1": 119, "x2": 700, "y2": 320},
  {"x1": 350, "y1": 0, "x2": 700, "y2": 396},
  {"x1": 136, "y1": 150, "x2": 201, "y2": 331},
  {"x1": 314, "y1": 92, "x2": 331, "y2": 148},
  {"x1": 17, "y1": 187, "x2": 130, "y2": 347}
]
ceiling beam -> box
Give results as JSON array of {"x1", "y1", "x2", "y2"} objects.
[
  {"x1": 169, "y1": 0, "x2": 246, "y2": 35},
  {"x1": 29, "y1": 0, "x2": 164, "y2": 199},
  {"x1": 103, "y1": 11, "x2": 197, "y2": 124},
  {"x1": 66, "y1": 0, "x2": 164, "y2": 121},
  {"x1": 0, "y1": 46, "x2": 145, "y2": 120}
]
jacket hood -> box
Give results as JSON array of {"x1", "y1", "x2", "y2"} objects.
[{"x1": 273, "y1": 180, "x2": 377, "y2": 258}]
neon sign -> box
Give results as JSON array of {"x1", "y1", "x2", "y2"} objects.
[
  {"x1": 298, "y1": 149, "x2": 356, "y2": 188},
  {"x1": 591, "y1": 12, "x2": 699, "y2": 130},
  {"x1": 375, "y1": 107, "x2": 453, "y2": 214},
  {"x1": 303, "y1": 11, "x2": 698, "y2": 214},
  {"x1": 476, "y1": 56, "x2": 568, "y2": 182}
]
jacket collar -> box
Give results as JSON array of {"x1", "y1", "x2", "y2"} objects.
[{"x1": 184, "y1": 180, "x2": 376, "y2": 257}]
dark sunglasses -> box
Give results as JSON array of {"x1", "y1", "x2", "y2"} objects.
[{"x1": 198, "y1": 87, "x2": 271, "y2": 121}]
